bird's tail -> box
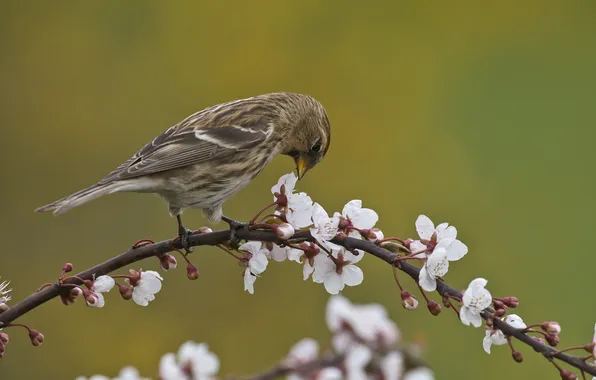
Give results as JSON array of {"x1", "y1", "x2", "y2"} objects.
[{"x1": 35, "y1": 182, "x2": 120, "y2": 216}]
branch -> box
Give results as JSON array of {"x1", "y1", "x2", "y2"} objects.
[{"x1": 1, "y1": 228, "x2": 594, "y2": 376}]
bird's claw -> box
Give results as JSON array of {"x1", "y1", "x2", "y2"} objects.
[
  {"x1": 178, "y1": 227, "x2": 195, "y2": 254},
  {"x1": 221, "y1": 215, "x2": 249, "y2": 247}
]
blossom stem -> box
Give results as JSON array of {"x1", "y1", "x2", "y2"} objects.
[
  {"x1": 416, "y1": 283, "x2": 432, "y2": 304},
  {"x1": 6, "y1": 322, "x2": 33, "y2": 333},
  {"x1": 378, "y1": 237, "x2": 408, "y2": 245},
  {"x1": 257, "y1": 214, "x2": 286, "y2": 224},
  {"x1": 250, "y1": 202, "x2": 277, "y2": 225},
  {"x1": 446, "y1": 298, "x2": 460, "y2": 317},
  {"x1": 391, "y1": 263, "x2": 404, "y2": 291},
  {"x1": 60, "y1": 276, "x2": 89, "y2": 287},
  {"x1": 216, "y1": 244, "x2": 243, "y2": 261},
  {"x1": 551, "y1": 345, "x2": 592, "y2": 356}
]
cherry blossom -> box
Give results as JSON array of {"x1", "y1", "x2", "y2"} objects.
[
  {"x1": 271, "y1": 173, "x2": 314, "y2": 228},
  {"x1": 460, "y1": 278, "x2": 492, "y2": 327},
  {"x1": 483, "y1": 314, "x2": 526, "y2": 354},
  {"x1": 380, "y1": 351, "x2": 404, "y2": 380},
  {"x1": 130, "y1": 271, "x2": 163, "y2": 307},
  {"x1": 159, "y1": 353, "x2": 186, "y2": 380},
  {"x1": 413, "y1": 215, "x2": 468, "y2": 260},
  {"x1": 86, "y1": 275, "x2": 115, "y2": 308},
  {"x1": 344, "y1": 344, "x2": 372, "y2": 380},
  {"x1": 417, "y1": 236, "x2": 467, "y2": 292},
  {"x1": 310, "y1": 203, "x2": 341, "y2": 251},
  {"x1": 312, "y1": 248, "x2": 363, "y2": 294},
  {"x1": 403, "y1": 367, "x2": 435, "y2": 380},
  {"x1": 239, "y1": 241, "x2": 270, "y2": 294},
  {"x1": 267, "y1": 243, "x2": 289, "y2": 262},
  {"x1": 178, "y1": 341, "x2": 220, "y2": 380},
  {"x1": 76, "y1": 366, "x2": 148, "y2": 380},
  {"x1": 285, "y1": 338, "x2": 319, "y2": 368},
  {"x1": 336, "y1": 200, "x2": 379, "y2": 239}
]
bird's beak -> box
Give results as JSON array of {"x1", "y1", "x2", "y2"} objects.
[{"x1": 295, "y1": 154, "x2": 315, "y2": 180}]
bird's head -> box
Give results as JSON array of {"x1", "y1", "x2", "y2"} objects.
[{"x1": 282, "y1": 94, "x2": 331, "y2": 179}]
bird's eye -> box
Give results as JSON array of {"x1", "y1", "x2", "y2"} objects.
[{"x1": 311, "y1": 142, "x2": 322, "y2": 153}]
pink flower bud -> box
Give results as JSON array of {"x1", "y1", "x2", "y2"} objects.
[
  {"x1": 492, "y1": 299, "x2": 506, "y2": 311},
  {"x1": 275, "y1": 223, "x2": 295, "y2": 240},
  {"x1": 403, "y1": 238, "x2": 414, "y2": 249},
  {"x1": 427, "y1": 301, "x2": 442, "y2": 316},
  {"x1": 159, "y1": 253, "x2": 178, "y2": 271},
  {"x1": 0, "y1": 333, "x2": 9, "y2": 345},
  {"x1": 512, "y1": 351, "x2": 523, "y2": 363},
  {"x1": 187, "y1": 263, "x2": 199, "y2": 280},
  {"x1": 400, "y1": 290, "x2": 418, "y2": 310},
  {"x1": 126, "y1": 269, "x2": 141, "y2": 286},
  {"x1": 559, "y1": 369, "x2": 578, "y2": 380},
  {"x1": 62, "y1": 263, "x2": 73, "y2": 273},
  {"x1": 29, "y1": 329, "x2": 44, "y2": 347},
  {"x1": 540, "y1": 321, "x2": 561, "y2": 335},
  {"x1": 545, "y1": 333, "x2": 560, "y2": 347},
  {"x1": 494, "y1": 309, "x2": 507, "y2": 318},
  {"x1": 532, "y1": 336, "x2": 546, "y2": 345},
  {"x1": 502, "y1": 296, "x2": 519, "y2": 308},
  {"x1": 60, "y1": 287, "x2": 83, "y2": 305},
  {"x1": 118, "y1": 284, "x2": 132, "y2": 300},
  {"x1": 83, "y1": 290, "x2": 99, "y2": 307}
]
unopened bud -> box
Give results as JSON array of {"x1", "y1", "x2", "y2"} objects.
[
  {"x1": 275, "y1": 223, "x2": 295, "y2": 240},
  {"x1": 400, "y1": 290, "x2": 419, "y2": 310},
  {"x1": 502, "y1": 296, "x2": 519, "y2": 308},
  {"x1": 60, "y1": 287, "x2": 83, "y2": 305},
  {"x1": 127, "y1": 269, "x2": 141, "y2": 286},
  {"x1": 545, "y1": 333, "x2": 560, "y2": 347},
  {"x1": 494, "y1": 309, "x2": 507, "y2": 318},
  {"x1": 559, "y1": 369, "x2": 578, "y2": 380},
  {"x1": 0, "y1": 333, "x2": 9, "y2": 345},
  {"x1": 83, "y1": 290, "x2": 99, "y2": 307},
  {"x1": 532, "y1": 336, "x2": 546, "y2": 346},
  {"x1": 540, "y1": 321, "x2": 561, "y2": 335},
  {"x1": 512, "y1": 351, "x2": 523, "y2": 363},
  {"x1": 28, "y1": 329, "x2": 44, "y2": 347},
  {"x1": 493, "y1": 299, "x2": 506, "y2": 311},
  {"x1": 197, "y1": 226, "x2": 213, "y2": 234},
  {"x1": 427, "y1": 300, "x2": 442, "y2": 316},
  {"x1": 62, "y1": 263, "x2": 73, "y2": 273},
  {"x1": 403, "y1": 238, "x2": 413, "y2": 249},
  {"x1": 159, "y1": 253, "x2": 178, "y2": 271},
  {"x1": 118, "y1": 284, "x2": 132, "y2": 300},
  {"x1": 442, "y1": 294, "x2": 451, "y2": 307},
  {"x1": 187, "y1": 263, "x2": 199, "y2": 280},
  {"x1": 0, "y1": 303, "x2": 9, "y2": 312}
]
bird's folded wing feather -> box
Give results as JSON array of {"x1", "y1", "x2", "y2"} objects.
[{"x1": 99, "y1": 119, "x2": 272, "y2": 183}]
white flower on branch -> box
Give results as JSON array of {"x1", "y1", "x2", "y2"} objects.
[
  {"x1": 403, "y1": 367, "x2": 435, "y2": 380},
  {"x1": 129, "y1": 271, "x2": 162, "y2": 307},
  {"x1": 267, "y1": 243, "x2": 289, "y2": 262},
  {"x1": 272, "y1": 173, "x2": 314, "y2": 228},
  {"x1": 310, "y1": 203, "x2": 341, "y2": 251},
  {"x1": 0, "y1": 279, "x2": 12, "y2": 311},
  {"x1": 326, "y1": 295, "x2": 399, "y2": 349},
  {"x1": 159, "y1": 341, "x2": 220, "y2": 380},
  {"x1": 483, "y1": 314, "x2": 527, "y2": 354},
  {"x1": 86, "y1": 275, "x2": 115, "y2": 308},
  {"x1": 239, "y1": 241, "x2": 270, "y2": 294},
  {"x1": 413, "y1": 215, "x2": 468, "y2": 259},
  {"x1": 286, "y1": 244, "x2": 318, "y2": 280},
  {"x1": 336, "y1": 200, "x2": 379, "y2": 238},
  {"x1": 417, "y1": 235, "x2": 467, "y2": 292},
  {"x1": 316, "y1": 368, "x2": 343, "y2": 380},
  {"x1": 76, "y1": 366, "x2": 148, "y2": 380},
  {"x1": 381, "y1": 351, "x2": 405, "y2": 380},
  {"x1": 312, "y1": 248, "x2": 363, "y2": 294},
  {"x1": 284, "y1": 338, "x2": 319, "y2": 368},
  {"x1": 460, "y1": 278, "x2": 492, "y2": 327}
]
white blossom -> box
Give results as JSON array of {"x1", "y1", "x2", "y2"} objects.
[
  {"x1": 239, "y1": 241, "x2": 269, "y2": 275},
  {"x1": 285, "y1": 338, "x2": 319, "y2": 367},
  {"x1": 316, "y1": 368, "x2": 343, "y2": 380},
  {"x1": 326, "y1": 295, "x2": 399, "y2": 349},
  {"x1": 159, "y1": 353, "x2": 186, "y2": 380},
  {"x1": 417, "y1": 235, "x2": 467, "y2": 291},
  {"x1": 413, "y1": 215, "x2": 468, "y2": 260},
  {"x1": 267, "y1": 243, "x2": 288, "y2": 262},
  {"x1": 403, "y1": 367, "x2": 435, "y2": 380},
  {"x1": 272, "y1": 173, "x2": 314, "y2": 228},
  {"x1": 460, "y1": 278, "x2": 492, "y2": 327},
  {"x1": 344, "y1": 344, "x2": 372, "y2": 380},
  {"x1": 483, "y1": 314, "x2": 526, "y2": 354},
  {"x1": 76, "y1": 367, "x2": 148, "y2": 380},
  {"x1": 310, "y1": 203, "x2": 341, "y2": 251},
  {"x1": 337, "y1": 200, "x2": 379, "y2": 239},
  {"x1": 312, "y1": 249, "x2": 363, "y2": 294},
  {"x1": 244, "y1": 268, "x2": 257, "y2": 294},
  {"x1": 380, "y1": 351, "x2": 405, "y2": 380},
  {"x1": 87, "y1": 275, "x2": 115, "y2": 308},
  {"x1": 131, "y1": 271, "x2": 163, "y2": 307},
  {"x1": 178, "y1": 341, "x2": 220, "y2": 380}
]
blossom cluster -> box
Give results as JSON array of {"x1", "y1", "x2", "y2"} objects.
[
  {"x1": 76, "y1": 295, "x2": 434, "y2": 380},
  {"x1": 241, "y1": 173, "x2": 381, "y2": 295}
]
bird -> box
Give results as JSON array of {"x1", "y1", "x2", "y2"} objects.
[{"x1": 36, "y1": 92, "x2": 331, "y2": 250}]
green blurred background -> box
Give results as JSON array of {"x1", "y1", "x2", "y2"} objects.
[{"x1": 1, "y1": 1, "x2": 595, "y2": 379}]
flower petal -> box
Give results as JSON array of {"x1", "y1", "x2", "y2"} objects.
[
  {"x1": 342, "y1": 265, "x2": 364, "y2": 287},
  {"x1": 93, "y1": 276, "x2": 115, "y2": 293},
  {"x1": 342, "y1": 200, "x2": 363, "y2": 219},
  {"x1": 415, "y1": 215, "x2": 435, "y2": 240},
  {"x1": 418, "y1": 266, "x2": 437, "y2": 292},
  {"x1": 351, "y1": 208, "x2": 379, "y2": 230},
  {"x1": 243, "y1": 268, "x2": 256, "y2": 294},
  {"x1": 323, "y1": 272, "x2": 344, "y2": 294}
]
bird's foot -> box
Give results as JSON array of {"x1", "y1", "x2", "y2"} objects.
[
  {"x1": 177, "y1": 227, "x2": 195, "y2": 254},
  {"x1": 221, "y1": 215, "x2": 249, "y2": 247}
]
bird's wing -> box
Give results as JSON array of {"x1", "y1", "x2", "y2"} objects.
[{"x1": 99, "y1": 117, "x2": 272, "y2": 183}]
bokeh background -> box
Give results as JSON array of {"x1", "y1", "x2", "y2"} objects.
[{"x1": 1, "y1": 1, "x2": 595, "y2": 379}]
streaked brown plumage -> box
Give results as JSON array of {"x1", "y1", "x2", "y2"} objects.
[{"x1": 36, "y1": 92, "x2": 331, "y2": 245}]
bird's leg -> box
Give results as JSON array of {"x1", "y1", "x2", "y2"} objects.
[
  {"x1": 176, "y1": 214, "x2": 194, "y2": 254},
  {"x1": 221, "y1": 215, "x2": 249, "y2": 246}
]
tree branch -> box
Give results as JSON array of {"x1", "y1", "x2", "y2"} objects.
[{"x1": 1, "y1": 228, "x2": 594, "y2": 376}]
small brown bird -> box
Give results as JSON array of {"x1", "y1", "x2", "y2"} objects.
[{"x1": 36, "y1": 92, "x2": 331, "y2": 248}]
